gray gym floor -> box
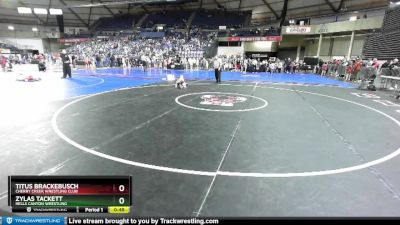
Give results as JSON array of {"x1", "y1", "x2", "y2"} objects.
[{"x1": 1, "y1": 81, "x2": 400, "y2": 217}]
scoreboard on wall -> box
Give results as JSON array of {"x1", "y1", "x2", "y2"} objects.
[{"x1": 8, "y1": 176, "x2": 132, "y2": 214}]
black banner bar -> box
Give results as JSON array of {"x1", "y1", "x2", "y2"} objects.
[{"x1": 65, "y1": 217, "x2": 400, "y2": 225}]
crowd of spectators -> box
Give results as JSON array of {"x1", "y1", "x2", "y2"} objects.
[
  {"x1": 316, "y1": 57, "x2": 400, "y2": 81},
  {"x1": 63, "y1": 30, "x2": 310, "y2": 73},
  {"x1": 211, "y1": 55, "x2": 309, "y2": 74},
  {"x1": 64, "y1": 33, "x2": 310, "y2": 74},
  {"x1": 0, "y1": 54, "x2": 32, "y2": 71},
  {"x1": 65, "y1": 32, "x2": 216, "y2": 69}
]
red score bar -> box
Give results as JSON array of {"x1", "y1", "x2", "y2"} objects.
[
  {"x1": 16, "y1": 183, "x2": 130, "y2": 195},
  {"x1": 9, "y1": 176, "x2": 132, "y2": 205}
]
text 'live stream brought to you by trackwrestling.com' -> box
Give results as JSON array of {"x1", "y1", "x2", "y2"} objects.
[{"x1": 1, "y1": 217, "x2": 222, "y2": 225}]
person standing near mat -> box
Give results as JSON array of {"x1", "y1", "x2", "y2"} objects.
[
  {"x1": 60, "y1": 49, "x2": 72, "y2": 79},
  {"x1": 141, "y1": 55, "x2": 149, "y2": 72},
  {"x1": 214, "y1": 57, "x2": 222, "y2": 83}
]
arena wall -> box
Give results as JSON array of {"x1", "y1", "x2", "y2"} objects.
[
  {"x1": 243, "y1": 41, "x2": 278, "y2": 52},
  {"x1": 304, "y1": 35, "x2": 366, "y2": 60},
  {"x1": 217, "y1": 46, "x2": 244, "y2": 56},
  {"x1": 0, "y1": 37, "x2": 44, "y2": 53}
]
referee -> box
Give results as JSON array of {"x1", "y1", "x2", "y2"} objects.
[
  {"x1": 60, "y1": 50, "x2": 72, "y2": 79},
  {"x1": 214, "y1": 57, "x2": 221, "y2": 83}
]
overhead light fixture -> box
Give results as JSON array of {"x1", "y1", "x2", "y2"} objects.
[
  {"x1": 8, "y1": 26, "x2": 14, "y2": 30},
  {"x1": 32, "y1": 27, "x2": 38, "y2": 32},
  {"x1": 49, "y1": 8, "x2": 63, "y2": 15},
  {"x1": 33, "y1": 8, "x2": 47, "y2": 15},
  {"x1": 17, "y1": 7, "x2": 32, "y2": 14}
]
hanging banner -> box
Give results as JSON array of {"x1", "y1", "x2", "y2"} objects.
[
  {"x1": 59, "y1": 38, "x2": 90, "y2": 44},
  {"x1": 227, "y1": 36, "x2": 282, "y2": 42},
  {"x1": 285, "y1": 26, "x2": 312, "y2": 34}
]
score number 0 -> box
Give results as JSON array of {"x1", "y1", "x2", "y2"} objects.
[{"x1": 118, "y1": 184, "x2": 126, "y2": 205}]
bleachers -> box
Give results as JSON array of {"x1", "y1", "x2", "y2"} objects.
[
  {"x1": 362, "y1": 6, "x2": 400, "y2": 60},
  {"x1": 227, "y1": 27, "x2": 280, "y2": 37},
  {"x1": 265, "y1": 28, "x2": 280, "y2": 36},
  {"x1": 231, "y1": 30, "x2": 255, "y2": 37},
  {"x1": 382, "y1": 7, "x2": 400, "y2": 32},
  {"x1": 95, "y1": 14, "x2": 143, "y2": 31},
  {"x1": 191, "y1": 10, "x2": 248, "y2": 29},
  {"x1": 91, "y1": 10, "x2": 250, "y2": 32},
  {"x1": 363, "y1": 30, "x2": 400, "y2": 60},
  {"x1": 63, "y1": 33, "x2": 92, "y2": 38},
  {"x1": 142, "y1": 11, "x2": 191, "y2": 28}
]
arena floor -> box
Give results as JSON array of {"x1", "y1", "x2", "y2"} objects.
[{"x1": 1, "y1": 65, "x2": 400, "y2": 217}]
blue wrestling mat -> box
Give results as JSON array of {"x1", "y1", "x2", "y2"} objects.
[
  {"x1": 0, "y1": 68, "x2": 356, "y2": 102},
  {"x1": 73, "y1": 68, "x2": 355, "y2": 95}
]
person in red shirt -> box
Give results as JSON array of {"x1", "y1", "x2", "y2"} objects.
[
  {"x1": 1, "y1": 55, "x2": 7, "y2": 72},
  {"x1": 372, "y1": 58, "x2": 380, "y2": 69},
  {"x1": 353, "y1": 59, "x2": 363, "y2": 80},
  {"x1": 345, "y1": 61, "x2": 354, "y2": 82}
]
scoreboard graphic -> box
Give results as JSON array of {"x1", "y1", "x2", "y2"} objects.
[{"x1": 8, "y1": 176, "x2": 132, "y2": 214}]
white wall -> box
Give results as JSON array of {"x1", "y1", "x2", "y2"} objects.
[
  {"x1": 0, "y1": 23, "x2": 87, "y2": 38},
  {"x1": 351, "y1": 36, "x2": 365, "y2": 57},
  {"x1": 331, "y1": 37, "x2": 349, "y2": 57},
  {"x1": 244, "y1": 41, "x2": 278, "y2": 52},
  {"x1": 0, "y1": 37, "x2": 44, "y2": 53},
  {"x1": 217, "y1": 46, "x2": 244, "y2": 56},
  {"x1": 0, "y1": 23, "x2": 59, "y2": 38},
  {"x1": 304, "y1": 38, "x2": 330, "y2": 57},
  {"x1": 282, "y1": 16, "x2": 384, "y2": 35},
  {"x1": 304, "y1": 35, "x2": 366, "y2": 60},
  {"x1": 0, "y1": 23, "x2": 86, "y2": 53}
]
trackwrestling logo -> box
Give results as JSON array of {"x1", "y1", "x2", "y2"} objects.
[
  {"x1": 2, "y1": 217, "x2": 65, "y2": 225},
  {"x1": 200, "y1": 95, "x2": 247, "y2": 107}
]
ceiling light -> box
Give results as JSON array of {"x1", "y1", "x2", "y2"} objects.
[
  {"x1": 32, "y1": 27, "x2": 38, "y2": 32},
  {"x1": 49, "y1": 8, "x2": 63, "y2": 15},
  {"x1": 17, "y1": 7, "x2": 32, "y2": 14},
  {"x1": 8, "y1": 26, "x2": 14, "y2": 30},
  {"x1": 349, "y1": 16, "x2": 357, "y2": 21},
  {"x1": 33, "y1": 8, "x2": 47, "y2": 15}
]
